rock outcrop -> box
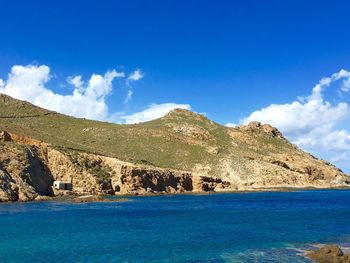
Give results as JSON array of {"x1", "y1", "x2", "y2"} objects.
[
  {"x1": 0, "y1": 140, "x2": 54, "y2": 201},
  {"x1": 307, "y1": 245, "x2": 350, "y2": 263}
]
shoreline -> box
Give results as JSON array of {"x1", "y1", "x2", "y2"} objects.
[{"x1": 2, "y1": 186, "x2": 350, "y2": 204}]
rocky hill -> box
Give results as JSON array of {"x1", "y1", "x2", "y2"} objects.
[{"x1": 0, "y1": 94, "x2": 349, "y2": 201}]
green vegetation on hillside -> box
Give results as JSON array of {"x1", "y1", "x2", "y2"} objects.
[{"x1": 0, "y1": 94, "x2": 293, "y2": 173}]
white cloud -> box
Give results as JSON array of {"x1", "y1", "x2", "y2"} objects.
[
  {"x1": 1, "y1": 65, "x2": 51, "y2": 101},
  {"x1": 124, "y1": 69, "x2": 144, "y2": 104},
  {"x1": 119, "y1": 103, "x2": 191, "y2": 124},
  {"x1": 226, "y1": 123, "x2": 237, "y2": 128},
  {"x1": 0, "y1": 78, "x2": 4, "y2": 89},
  {"x1": 0, "y1": 64, "x2": 124, "y2": 120},
  {"x1": 128, "y1": 69, "x2": 143, "y2": 81},
  {"x1": 124, "y1": 89, "x2": 133, "y2": 104},
  {"x1": 241, "y1": 100, "x2": 349, "y2": 136},
  {"x1": 310, "y1": 69, "x2": 350, "y2": 100},
  {"x1": 67, "y1": 75, "x2": 84, "y2": 92},
  {"x1": 240, "y1": 69, "x2": 350, "y2": 172},
  {"x1": 343, "y1": 77, "x2": 350, "y2": 92},
  {"x1": 0, "y1": 64, "x2": 192, "y2": 127}
]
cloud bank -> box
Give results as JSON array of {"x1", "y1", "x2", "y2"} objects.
[
  {"x1": 0, "y1": 65, "x2": 123, "y2": 120},
  {"x1": 240, "y1": 69, "x2": 350, "y2": 170},
  {"x1": 0, "y1": 64, "x2": 189, "y2": 125}
]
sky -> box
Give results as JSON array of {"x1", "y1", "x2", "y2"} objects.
[{"x1": 0, "y1": 0, "x2": 350, "y2": 172}]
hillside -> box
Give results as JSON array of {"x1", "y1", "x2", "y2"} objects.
[{"x1": 0, "y1": 94, "x2": 349, "y2": 201}]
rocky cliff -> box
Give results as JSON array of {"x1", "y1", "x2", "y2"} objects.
[
  {"x1": 0, "y1": 133, "x2": 231, "y2": 201},
  {"x1": 0, "y1": 94, "x2": 349, "y2": 201}
]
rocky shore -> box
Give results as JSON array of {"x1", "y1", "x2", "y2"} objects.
[{"x1": 307, "y1": 245, "x2": 350, "y2": 263}]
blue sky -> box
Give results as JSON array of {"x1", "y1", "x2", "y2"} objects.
[{"x1": 0, "y1": 0, "x2": 350, "y2": 171}]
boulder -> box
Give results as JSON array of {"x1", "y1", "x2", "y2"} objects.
[
  {"x1": 0, "y1": 131, "x2": 11, "y2": 141},
  {"x1": 262, "y1": 124, "x2": 284, "y2": 138}
]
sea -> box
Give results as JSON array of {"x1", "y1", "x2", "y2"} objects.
[{"x1": 1, "y1": 190, "x2": 350, "y2": 262}]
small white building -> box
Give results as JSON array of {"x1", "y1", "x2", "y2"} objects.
[{"x1": 53, "y1": 181, "x2": 72, "y2": 191}]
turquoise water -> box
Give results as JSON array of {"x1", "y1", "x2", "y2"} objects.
[{"x1": 1, "y1": 190, "x2": 350, "y2": 262}]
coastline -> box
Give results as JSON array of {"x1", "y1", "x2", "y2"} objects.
[{"x1": 2, "y1": 185, "x2": 350, "y2": 204}]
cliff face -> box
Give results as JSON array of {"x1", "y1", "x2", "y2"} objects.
[
  {"x1": 0, "y1": 95, "x2": 349, "y2": 202},
  {"x1": 0, "y1": 136, "x2": 54, "y2": 201},
  {"x1": 0, "y1": 134, "x2": 232, "y2": 201}
]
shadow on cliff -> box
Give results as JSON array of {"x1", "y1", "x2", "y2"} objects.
[{"x1": 25, "y1": 147, "x2": 55, "y2": 196}]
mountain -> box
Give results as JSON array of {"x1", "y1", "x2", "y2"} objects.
[{"x1": 0, "y1": 94, "x2": 349, "y2": 201}]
